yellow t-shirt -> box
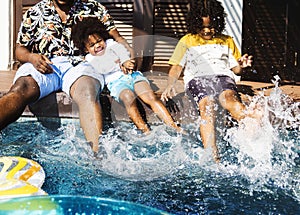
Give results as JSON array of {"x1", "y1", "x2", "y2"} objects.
[{"x1": 169, "y1": 33, "x2": 241, "y2": 65}]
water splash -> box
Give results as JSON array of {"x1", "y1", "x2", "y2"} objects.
[
  {"x1": 213, "y1": 78, "x2": 300, "y2": 199},
  {"x1": 94, "y1": 123, "x2": 191, "y2": 181},
  {"x1": 0, "y1": 78, "x2": 299, "y2": 213}
]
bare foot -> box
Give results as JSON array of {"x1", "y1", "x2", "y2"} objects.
[{"x1": 246, "y1": 101, "x2": 264, "y2": 121}]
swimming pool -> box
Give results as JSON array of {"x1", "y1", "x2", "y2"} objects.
[{"x1": 0, "y1": 86, "x2": 299, "y2": 214}]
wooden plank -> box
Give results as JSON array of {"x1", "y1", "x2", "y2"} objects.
[{"x1": 0, "y1": 70, "x2": 16, "y2": 92}]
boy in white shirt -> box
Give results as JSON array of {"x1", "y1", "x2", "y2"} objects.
[
  {"x1": 161, "y1": 0, "x2": 259, "y2": 162},
  {"x1": 72, "y1": 17, "x2": 183, "y2": 134}
]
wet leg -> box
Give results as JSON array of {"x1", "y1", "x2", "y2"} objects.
[
  {"x1": 70, "y1": 76, "x2": 102, "y2": 152},
  {"x1": 134, "y1": 81, "x2": 182, "y2": 132},
  {"x1": 119, "y1": 89, "x2": 150, "y2": 133},
  {"x1": 0, "y1": 76, "x2": 40, "y2": 130},
  {"x1": 219, "y1": 89, "x2": 264, "y2": 141},
  {"x1": 218, "y1": 89, "x2": 247, "y2": 121},
  {"x1": 198, "y1": 96, "x2": 219, "y2": 162}
]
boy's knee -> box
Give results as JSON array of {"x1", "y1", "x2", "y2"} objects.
[{"x1": 199, "y1": 96, "x2": 214, "y2": 109}]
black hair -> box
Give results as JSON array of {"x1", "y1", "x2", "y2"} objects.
[
  {"x1": 187, "y1": 0, "x2": 227, "y2": 35},
  {"x1": 71, "y1": 16, "x2": 110, "y2": 54}
]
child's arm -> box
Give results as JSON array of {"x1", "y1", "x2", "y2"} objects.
[
  {"x1": 109, "y1": 28, "x2": 135, "y2": 59},
  {"x1": 232, "y1": 54, "x2": 253, "y2": 75},
  {"x1": 110, "y1": 40, "x2": 135, "y2": 74},
  {"x1": 121, "y1": 59, "x2": 135, "y2": 74},
  {"x1": 161, "y1": 64, "x2": 183, "y2": 101}
]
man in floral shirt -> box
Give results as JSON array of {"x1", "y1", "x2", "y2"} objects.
[{"x1": 0, "y1": 0, "x2": 131, "y2": 154}]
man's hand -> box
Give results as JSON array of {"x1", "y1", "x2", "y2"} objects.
[{"x1": 29, "y1": 53, "x2": 53, "y2": 74}]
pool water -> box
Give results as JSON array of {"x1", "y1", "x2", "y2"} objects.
[{"x1": 0, "y1": 86, "x2": 299, "y2": 214}]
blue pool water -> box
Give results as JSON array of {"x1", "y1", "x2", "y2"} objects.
[{"x1": 0, "y1": 85, "x2": 299, "y2": 214}]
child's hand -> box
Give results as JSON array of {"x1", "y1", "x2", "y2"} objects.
[
  {"x1": 238, "y1": 54, "x2": 253, "y2": 68},
  {"x1": 121, "y1": 59, "x2": 135, "y2": 74},
  {"x1": 161, "y1": 86, "x2": 176, "y2": 102}
]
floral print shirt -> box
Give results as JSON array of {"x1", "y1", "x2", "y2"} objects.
[{"x1": 17, "y1": 0, "x2": 115, "y2": 64}]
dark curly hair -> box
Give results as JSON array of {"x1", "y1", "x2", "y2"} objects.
[
  {"x1": 71, "y1": 16, "x2": 110, "y2": 54},
  {"x1": 187, "y1": 0, "x2": 227, "y2": 35}
]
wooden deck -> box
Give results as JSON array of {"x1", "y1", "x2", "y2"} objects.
[{"x1": 0, "y1": 70, "x2": 16, "y2": 92}]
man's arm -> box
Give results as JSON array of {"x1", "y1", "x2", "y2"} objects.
[{"x1": 15, "y1": 44, "x2": 53, "y2": 74}]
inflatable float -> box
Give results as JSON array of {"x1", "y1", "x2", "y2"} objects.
[
  {"x1": 0, "y1": 156, "x2": 47, "y2": 198},
  {"x1": 0, "y1": 157, "x2": 169, "y2": 214},
  {"x1": 0, "y1": 195, "x2": 169, "y2": 214}
]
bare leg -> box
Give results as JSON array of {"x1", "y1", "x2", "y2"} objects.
[
  {"x1": 134, "y1": 81, "x2": 182, "y2": 133},
  {"x1": 0, "y1": 76, "x2": 40, "y2": 130},
  {"x1": 219, "y1": 89, "x2": 263, "y2": 122},
  {"x1": 119, "y1": 89, "x2": 150, "y2": 133},
  {"x1": 218, "y1": 89, "x2": 247, "y2": 121},
  {"x1": 70, "y1": 76, "x2": 102, "y2": 152},
  {"x1": 198, "y1": 96, "x2": 220, "y2": 162}
]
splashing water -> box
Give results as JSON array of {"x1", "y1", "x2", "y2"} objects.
[
  {"x1": 216, "y1": 79, "x2": 300, "y2": 198},
  {"x1": 0, "y1": 80, "x2": 299, "y2": 214},
  {"x1": 94, "y1": 124, "x2": 191, "y2": 181}
]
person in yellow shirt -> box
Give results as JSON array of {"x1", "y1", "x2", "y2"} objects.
[{"x1": 161, "y1": 0, "x2": 258, "y2": 162}]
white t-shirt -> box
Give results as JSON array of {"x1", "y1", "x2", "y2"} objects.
[
  {"x1": 180, "y1": 44, "x2": 239, "y2": 85},
  {"x1": 85, "y1": 39, "x2": 130, "y2": 84}
]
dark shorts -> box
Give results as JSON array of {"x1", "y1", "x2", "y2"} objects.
[{"x1": 186, "y1": 75, "x2": 238, "y2": 102}]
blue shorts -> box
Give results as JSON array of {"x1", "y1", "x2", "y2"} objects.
[
  {"x1": 107, "y1": 71, "x2": 149, "y2": 102},
  {"x1": 186, "y1": 75, "x2": 238, "y2": 102},
  {"x1": 14, "y1": 56, "x2": 104, "y2": 100}
]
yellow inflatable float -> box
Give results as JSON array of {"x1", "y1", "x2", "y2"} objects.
[
  {"x1": 0, "y1": 157, "x2": 167, "y2": 214},
  {"x1": 0, "y1": 156, "x2": 47, "y2": 198},
  {"x1": 0, "y1": 156, "x2": 62, "y2": 214}
]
